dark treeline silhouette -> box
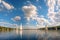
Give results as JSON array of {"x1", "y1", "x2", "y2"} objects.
[{"x1": 0, "y1": 26, "x2": 16, "y2": 32}]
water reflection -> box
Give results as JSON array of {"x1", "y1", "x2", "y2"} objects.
[
  {"x1": 22, "y1": 30, "x2": 60, "y2": 40},
  {"x1": 0, "y1": 30, "x2": 60, "y2": 40},
  {"x1": 16, "y1": 29, "x2": 22, "y2": 38}
]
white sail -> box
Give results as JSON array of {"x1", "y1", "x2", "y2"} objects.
[{"x1": 20, "y1": 23, "x2": 22, "y2": 30}]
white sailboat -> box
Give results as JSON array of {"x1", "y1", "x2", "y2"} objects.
[
  {"x1": 20, "y1": 23, "x2": 22, "y2": 30},
  {"x1": 20, "y1": 23, "x2": 23, "y2": 38}
]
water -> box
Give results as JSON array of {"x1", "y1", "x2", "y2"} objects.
[{"x1": 0, "y1": 30, "x2": 60, "y2": 40}]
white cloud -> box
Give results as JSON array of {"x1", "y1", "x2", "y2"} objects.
[
  {"x1": 23, "y1": 0, "x2": 60, "y2": 28},
  {"x1": 0, "y1": 0, "x2": 14, "y2": 11},
  {"x1": 22, "y1": 4, "x2": 51, "y2": 28},
  {"x1": 2, "y1": 1, "x2": 14, "y2": 10},
  {"x1": 0, "y1": 22, "x2": 19, "y2": 28},
  {"x1": 47, "y1": 0, "x2": 60, "y2": 26},
  {"x1": 22, "y1": 4, "x2": 37, "y2": 21},
  {"x1": 0, "y1": 0, "x2": 2, "y2": 3},
  {"x1": 11, "y1": 16, "x2": 21, "y2": 22},
  {"x1": 35, "y1": 17, "x2": 51, "y2": 28}
]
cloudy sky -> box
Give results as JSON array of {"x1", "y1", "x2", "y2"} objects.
[{"x1": 0, "y1": 0, "x2": 60, "y2": 29}]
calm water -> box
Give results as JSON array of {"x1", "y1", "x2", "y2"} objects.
[{"x1": 0, "y1": 30, "x2": 60, "y2": 40}]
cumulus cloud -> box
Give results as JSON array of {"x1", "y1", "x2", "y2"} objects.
[
  {"x1": 2, "y1": 1, "x2": 14, "y2": 10},
  {"x1": 35, "y1": 17, "x2": 51, "y2": 28},
  {"x1": 22, "y1": 4, "x2": 37, "y2": 21},
  {"x1": 11, "y1": 16, "x2": 21, "y2": 22},
  {"x1": 0, "y1": 0, "x2": 14, "y2": 10},
  {"x1": 22, "y1": 2, "x2": 60, "y2": 28},
  {"x1": 47, "y1": 0, "x2": 60, "y2": 26},
  {"x1": 22, "y1": 4, "x2": 51, "y2": 28}
]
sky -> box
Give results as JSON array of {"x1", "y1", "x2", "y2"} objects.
[{"x1": 0, "y1": 0, "x2": 60, "y2": 29}]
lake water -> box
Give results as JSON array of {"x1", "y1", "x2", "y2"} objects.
[{"x1": 0, "y1": 30, "x2": 60, "y2": 40}]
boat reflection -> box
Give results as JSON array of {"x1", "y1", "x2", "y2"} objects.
[
  {"x1": 16, "y1": 24, "x2": 23, "y2": 38},
  {"x1": 16, "y1": 29, "x2": 22, "y2": 38}
]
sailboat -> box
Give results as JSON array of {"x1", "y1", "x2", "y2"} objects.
[
  {"x1": 20, "y1": 23, "x2": 22, "y2": 38},
  {"x1": 20, "y1": 23, "x2": 22, "y2": 30}
]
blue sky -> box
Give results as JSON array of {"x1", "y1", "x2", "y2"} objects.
[{"x1": 0, "y1": 0, "x2": 60, "y2": 29}]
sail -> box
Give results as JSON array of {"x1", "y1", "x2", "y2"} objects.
[{"x1": 20, "y1": 23, "x2": 22, "y2": 30}]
